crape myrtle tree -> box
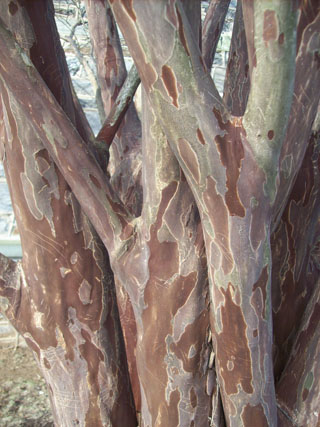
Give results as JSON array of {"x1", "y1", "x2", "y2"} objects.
[{"x1": 0, "y1": 0, "x2": 319, "y2": 426}]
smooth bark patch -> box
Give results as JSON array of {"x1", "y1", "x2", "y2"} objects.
[
  {"x1": 43, "y1": 357, "x2": 51, "y2": 370},
  {"x1": 170, "y1": 304, "x2": 208, "y2": 373},
  {"x1": 263, "y1": 10, "x2": 279, "y2": 45},
  {"x1": 78, "y1": 279, "x2": 92, "y2": 305},
  {"x1": 189, "y1": 387, "x2": 197, "y2": 408},
  {"x1": 291, "y1": 139, "x2": 316, "y2": 207},
  {"x1": 196, "y1": 128, "x2": 206, "y2": 145},
  {"x1": 213, "y1": 109, "x2": 245, "y2": 217},
  {"x1": 161, "y1": 65, "x2": 179, "y2": 108},
  {"x1": 278, "y1": 32, "x2": 285, "y2": 45},
  {"x1": 241, "y1": 403, "x2": 268, "y2": 426},
  {"x1": 217, "y1": 284, "x2": 253, "y2": 395},
  {"x1": 168, "y1": 388, "x2": 180, "y2": 425},
  {"x1": 122, "y1": 0, "x2": 136, "y2": 22},
  {"x1": 105, "y1": 38, "x2": 118, "y2": 89},
  {"x1": 267, "y1": 130, "x2": 274, "y2": 140}
]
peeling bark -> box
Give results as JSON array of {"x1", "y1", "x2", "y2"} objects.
[
  {"x1": 223, "y1": 0, "x2": 249, "y2": 116},
  {"x1": 202, "y1": 0, "x2": 231, "y2": 70},
  {"x1": 109, "y1": 1, "x2": 307, "y2": 425},
  {"x1": 0, "y1": 1, "x2": 136, "y2": 425},
  {"x1": 84, "y1": 0, "x2": 142, "y2": 217},
  {"x1": 0, "y1": 1, "x2": 320, "y2": 426},
  {"x1": 272, "y1": 103, "x2": 320, "y2": 379}
]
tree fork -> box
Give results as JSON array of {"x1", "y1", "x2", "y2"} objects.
[{"x1": 0, "y1": 1, "x2": 137, "y2": 425}]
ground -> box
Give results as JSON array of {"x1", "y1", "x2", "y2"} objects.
[{"x1": 0, "y1": 346, "x2": 53, "y2": 426}]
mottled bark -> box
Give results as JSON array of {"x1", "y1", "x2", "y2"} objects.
[
  {"x1": 0, "y1": 1, "x2": 136, "y2": 425},
  {"x1": 223, "y1": 0, "x2": 249, "y2": 116},
  {"x1": 109, "y1": 1, "x2": 300, "y2": 425},
  {"x1": 271, "y1": 2, "x2": 320, "y2": 227},
  {"x1": 108, "y1": 88, "x2": 212, "y2": 425},
  {"x1": 276, "y1": 278, "x2": 320, "y2": 426},
  {"x1": 272, "y1": 114, "x2": 320, "y2": 379},
  {"x1": 0, "y1": 22, "x2": 132, "y2": 253},
  {"x1": 1, "y1": 0, "x2": 320, "y2": 426},
  {"x1": 84, "y1": 0, "x2": 142, "y2": 217},
  {"x1": 202, "y1": 0, "x2": 231, "y2": 70},
  {"x1": 83, "y1": 0, "x2": 126, "y2": 117}
]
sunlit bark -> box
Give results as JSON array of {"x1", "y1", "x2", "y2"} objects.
[
  {"x1": 0, "y1": 1, "x2": 136, "y2": 425},
  {"x1": 0, "y1": 0, "x2": 319, "y2": 426}
]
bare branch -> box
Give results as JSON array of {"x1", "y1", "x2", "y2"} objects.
[
  {"x1": 84, "y1": 0, "x2": 127, "y2": 117},
  {"x1": 0, "y1": 23, "x2": 134, "y2": 254},
  {"x1": 85, "y1": 0, "x2": 142, "y2": 217},
  {"x1": 63, "y1": 33, "x2": 105, "y2": 123},
  {"x1": 111, "y1": 0, "x2": 227, "y2": 206},
  {"x1": 24, "y1": 0, "x2": 94, "y2": 143},
  {"x1": 223, "y1": 0, "x2": 249, "y2": 116},
  {"x1": 97, "y1": 65, "x2": 140, "y2": 146},
  {"x1": 202, "y1": 0, "x2": 231, "y2": 70}
]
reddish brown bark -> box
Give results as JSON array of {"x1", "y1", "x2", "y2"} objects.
[
  {"x1": 0, "y1": 1, "x2": 320, "y2": 426},
  {"x1": 109, "y1": 1, "x2": 319, "y2": 425},
  {"x1": 202, "y1": 0, "x2": 231, "y2": 70},
  {"x1": 0, "y1": 1, "x2": 136, "y2": 425},
  {"x1": 84, "y1": 0, "x2": 142, "y2": 217},
  {"x1": 223, "y1": 0, "x2": 249, "y2": 116}
]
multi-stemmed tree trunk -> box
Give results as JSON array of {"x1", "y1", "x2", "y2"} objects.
[{"x1": 0, "y1": 1, "x2": 319, "y2": 426}]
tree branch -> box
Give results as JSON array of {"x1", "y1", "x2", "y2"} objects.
[
  {"x1": 242, "y1": 1, "x2": 297, "y2": 201},
  {"x1": 24, "y1": 0, "x2": 95, "y2": 144},
  {"x1": 85, "y1": 0, "x2": 142, "y2": 217},
  {"x1": 223, "y1": 0, "x2": 249, "y2": 116},
  {"x1": 110, "y1": 2, "x2": 281, "y2": 424},
  {"x1": 0, "y1": 22, "x2": 134, "y2": 254},
  {"x1": 97, "y1": 64, "x2": 140, "y2": 146},
  {"x1": 202, "y1": 0, "x2": 231, "y2": 70},
  {"x1": 111, "y1": 0, "x2": 228, "y2": 209},
  {"x1": 272, "y1": 4, "x2": 320, "y2": 227},
  {"x1": 84, "y1": 0, "x2": 127, "y2": 117}
]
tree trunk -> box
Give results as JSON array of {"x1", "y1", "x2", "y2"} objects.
[
  {"x1": 0, "y1": 0, "x2": 320, "y2": 426},
  {"x1": 0, "y1": 1, "x2": 136, "y2": 425}
]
